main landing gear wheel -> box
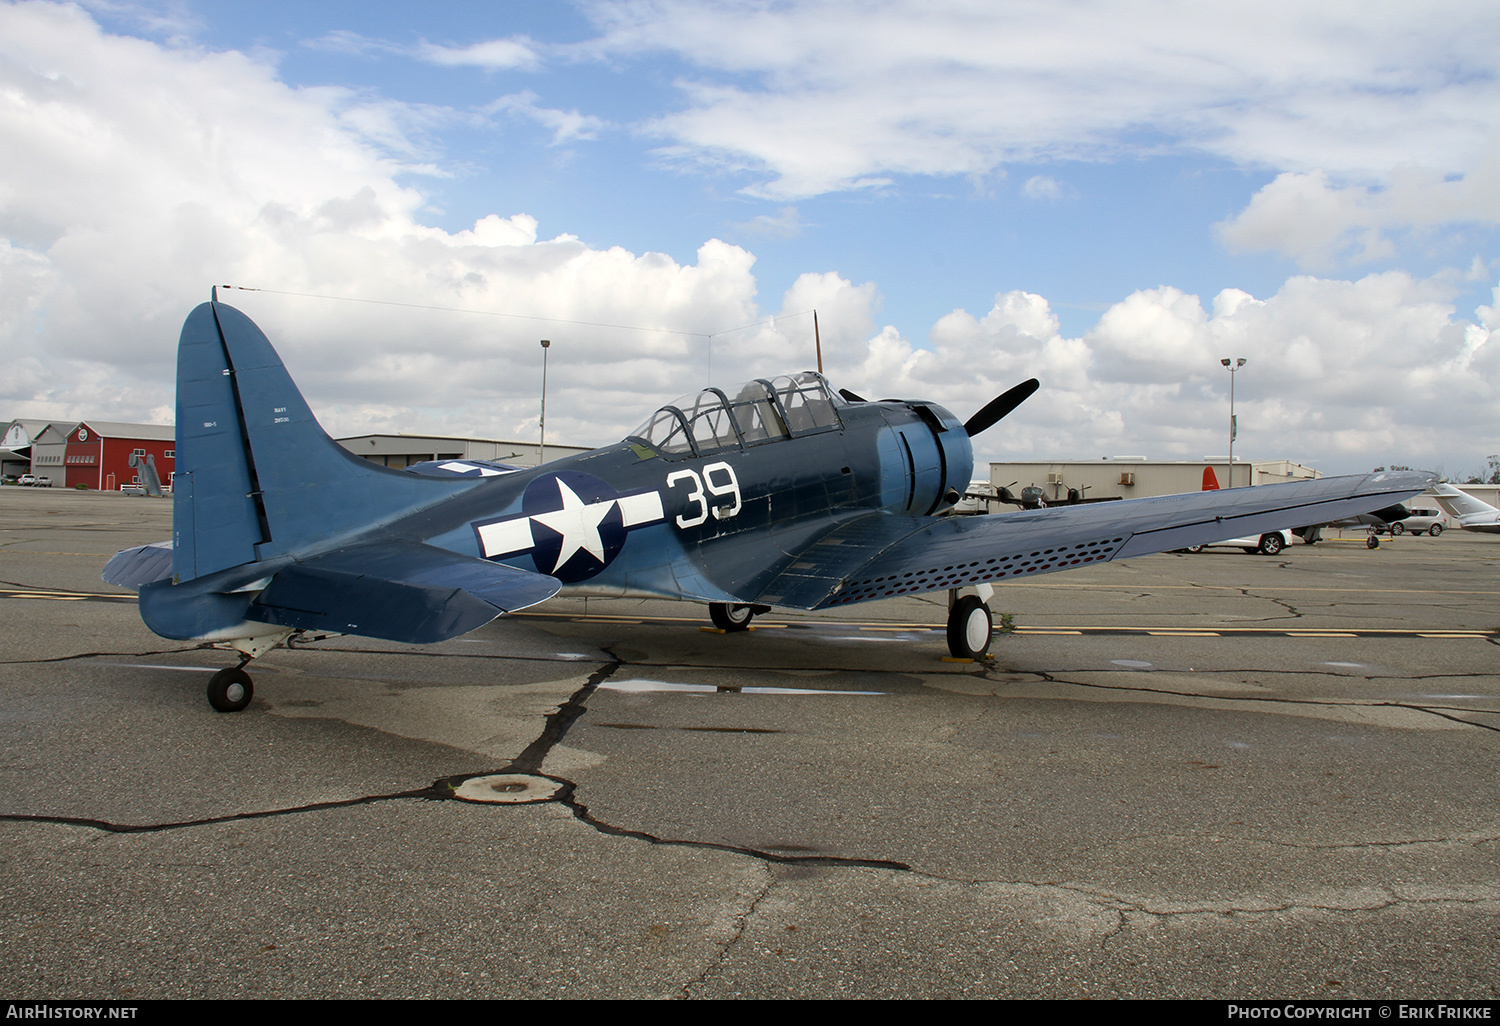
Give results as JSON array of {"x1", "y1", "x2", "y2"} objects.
[
  {"x1": 1367, "y1": 534, "x2": 1380, "y2": 549},
  {"x1": 207, "y1": 667, "x2": 253, "y2": 713},
  {"x1": 709, "y1": 603, "x2": 755, "y2": 632},
  {"x1": 947, "y1": 596, "x2": 993, "y2": 660}
]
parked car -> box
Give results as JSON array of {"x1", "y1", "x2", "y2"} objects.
[
  {"x1": 1373, "y1": 506, "x2": 1448, "y2": 536},
  {"x1": 18, "y1": 474, "x2": 38, "y2": 486},
  {"x1": 1182, "y1": 529, "x2": 1294, "y2": 555}
]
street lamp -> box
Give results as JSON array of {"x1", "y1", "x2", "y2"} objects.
[
  {"x1": 1221, "y1": 357, "x2": 1246, "y2": 487},
  {"x1": 539, "y1": 339, "x2": 551, "y2": 465}
]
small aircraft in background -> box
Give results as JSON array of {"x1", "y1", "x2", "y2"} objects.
[
  {"x1": 105, "y1": 299, "x2": 1430, "y2": 711},
  {"x1": 1429, "y1": 483, "x2": 1500, "y2": 534}
]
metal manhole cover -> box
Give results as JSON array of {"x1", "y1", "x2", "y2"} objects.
[{"x1": 451, "y1": 773, "x2": 563, "y2": 804}]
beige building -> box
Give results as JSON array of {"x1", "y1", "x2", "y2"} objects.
[
  {"x1": 336, "y1": 433, "x2": 591, "y2": 470},
  {"x1": 978, "y1": 457, "x2": 1320, "y2": 510}
]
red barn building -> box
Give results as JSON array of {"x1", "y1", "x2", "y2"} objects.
[{"x1": 62, "y1": 422, "x2": 176, "y2": 490}]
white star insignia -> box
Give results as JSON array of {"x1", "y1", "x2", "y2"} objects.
[
  {"x1": 529, "y1": 479, "x2": 616, "y2": 573},
  {"x1": 471, "y1": 478, "x2": 666, "y2": 574}
]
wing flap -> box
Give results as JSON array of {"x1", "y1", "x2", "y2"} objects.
[{"x1": 245, "y1": 542, "x2": 560, "y2": 644}]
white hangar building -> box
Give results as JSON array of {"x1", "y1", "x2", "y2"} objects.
[{"x1": 976, "y1": 457, "x2": 1320, "y2": 511}]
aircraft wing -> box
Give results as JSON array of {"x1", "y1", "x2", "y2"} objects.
[
  {"x1": 244, "y1": 542, "x2": 562, "y2": 644},
  {"x1": 756, "y1": 470, "x2": 1431, "y2": 610}
]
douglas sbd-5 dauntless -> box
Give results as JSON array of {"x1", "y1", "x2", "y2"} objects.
[{"x1": 106, "y1": 299, "x2": 1429, "y2": 711}]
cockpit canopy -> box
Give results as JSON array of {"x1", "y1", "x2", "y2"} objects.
[{"x1": 630, "y1": 372, "x2": 842, "y2": 457}]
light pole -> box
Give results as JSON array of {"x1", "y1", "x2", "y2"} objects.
[
  {"x1": 539, "y1": 339, "x2": 551, "y2": 465},
  {"x1": 1221, "y1": 357, "x2": 1246, "y2": 487}
]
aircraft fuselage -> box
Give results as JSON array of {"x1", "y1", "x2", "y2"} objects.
[{"x1": 401, "y1": 397, "x2": 974, "y2": 605}]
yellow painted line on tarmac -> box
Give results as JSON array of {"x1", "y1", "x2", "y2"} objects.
[
  {"x1": 0, "y1": 551, "x2": 121, "y2": 556},
  {"x1": 1012, "y1": 625, "x2": 1491, "y2": 636},
  {"x1": 0, "y1": 588, "x2": 132, "y2": 601},
  {"x1": 1007, "y1": 582, "x2": 1500, "y2": 595}
]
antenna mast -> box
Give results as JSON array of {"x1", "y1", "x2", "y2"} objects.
[{"x1": 814, "y1": 310, "x2": 823, "y2": 374}]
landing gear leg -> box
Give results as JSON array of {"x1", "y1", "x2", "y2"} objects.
[
  {"x1": 946, "y1": 585, "x2": 995, "y2": 660},
  {"x1": 206, "y1": 630, "x2": 290, "y2": 713}
]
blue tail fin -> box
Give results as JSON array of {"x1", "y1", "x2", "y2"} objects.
[{"x1": 172, "y1": 301, "x2": 469, "y2": 581}]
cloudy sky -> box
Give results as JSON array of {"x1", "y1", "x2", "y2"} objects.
[{"x1": 2, "y1": 0, "x2": 1497, "y2": 477}]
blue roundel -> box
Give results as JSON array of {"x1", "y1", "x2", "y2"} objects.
[{"x1": 521, "y1": 471, "x2": 628, "y2": 582}]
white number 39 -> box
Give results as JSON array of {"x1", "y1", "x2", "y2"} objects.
[{"x1": 668, "y1": 461, "x2": 742, "y2": 528}]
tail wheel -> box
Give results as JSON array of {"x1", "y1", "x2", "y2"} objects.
[
  {"x1": 207, "y1": 667, "x2": 253, "y2": 713},
  {"x1": 709, "y1": 603, "x2": 755, "y2": 632},
  {"x1": 946, "y1": 597, "x2": 993, "y2": 659}
]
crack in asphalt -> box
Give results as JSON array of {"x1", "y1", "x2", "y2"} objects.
[
  {"x1": 1236, "y1": 586, "x2": 1303, "y2": 622},
  {"x1": 2, "y1": 618, "x2": 1492, "y2": 898},
  {"x1": 1063, "y1": 883, "x2": 1500, "y2": 922},
  {"x1": 0, "y1": 647, "x2": 206, "y2": 666},
  {"x1": 505, "y1": 657, "x2": 622, "y2": 774},
  {"x1": 0, "y1": 787, "x2": 450, "y2": 835},
  {"x1": 555, "y1": 788, "x2": 909, "y2": 872},
  {"x1": 1003, "y1": 668, "x2": 1500, "y2": 732},
  {"x1": 678, "y1": 865, "x2": 775, "y2": 999},
  {"x1": 0, "y1": 646, "x2": 912, "y2": 873},
  {"x1": 496, "y1": 649, "x2": 911, "y2": 871}
]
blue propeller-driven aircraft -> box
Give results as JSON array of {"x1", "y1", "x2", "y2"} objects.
[{"x1": 106, "y1": 299, "x2": 1430, "y2": 711}]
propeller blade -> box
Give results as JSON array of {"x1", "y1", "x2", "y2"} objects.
[
  {"x1": 964, "y1": 378, "x2": 1040, "y2": 437},
  {"x1": 839, "y1": 388, "x2": 868, "y2": 403}
]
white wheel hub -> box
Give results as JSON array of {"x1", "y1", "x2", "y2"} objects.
[{"x1": 965, "y1": 607, "x2": 990, "y2": 651}]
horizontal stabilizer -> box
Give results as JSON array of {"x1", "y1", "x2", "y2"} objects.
[
  {"x1": 102, "y1": 542, "x2": 174, "y2": 590},
  {"x1": 246, "y1": 542, "x2": 561, "y2": 644},
  {"x1": 404, "y1": 459, "x2": 524, "y2": 478}
]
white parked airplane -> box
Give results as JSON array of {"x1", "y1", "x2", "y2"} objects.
[{"x1": 1430, "y1": 484, "x2": 1500, "y2": 534}]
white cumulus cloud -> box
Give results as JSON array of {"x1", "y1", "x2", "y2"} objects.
[
  {"x1": 574, "y1": 0, "x2": 1500, "y2": 263},
  {"x1": 1, "y1": 3, "x2": 1495, "y2": 476}
]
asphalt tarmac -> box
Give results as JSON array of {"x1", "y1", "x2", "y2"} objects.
[{"x1": 1, "y1": 486, "x2": 1497, "y2": 999}]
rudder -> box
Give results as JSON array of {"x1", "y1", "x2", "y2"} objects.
[{"x1": 171, "y1": 300, "x2": 473, "y2": 582}]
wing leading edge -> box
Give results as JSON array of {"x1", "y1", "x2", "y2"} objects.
[{"x1": 754, "y1": 470, "x2": 1432, "y2": 610}]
